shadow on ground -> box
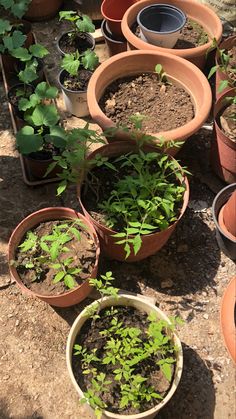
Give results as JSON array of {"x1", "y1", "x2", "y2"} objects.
[{"x1": 158, "y1": 344, "x2": 216, "y2": 419}]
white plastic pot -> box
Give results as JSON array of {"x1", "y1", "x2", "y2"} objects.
[
  {"x1": 137, "y1": 4, "x2": 186, "y2": 48},
  {"x1": 58, "y1": 69, "x2": 91, "y2": 118},
  {"x1": 66, "y1": 293, "x2": 183, "y2": 419}
]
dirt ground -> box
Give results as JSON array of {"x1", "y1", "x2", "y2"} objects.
[{"x1": 0, "y1": 9, "x2": 236, "y2": 419}]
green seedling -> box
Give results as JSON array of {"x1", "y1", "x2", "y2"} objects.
[
  {"x1": 0, "y1": 0, "x2": 31, "y2": 18},
  {"x1": 208, "y1": 38, "x2": 236, "y2": 93},
  {"x1": 59, "y1": 10, "x2": 95, "y2": 45},
  {"x1": 61, "y1": 49, "x2": 99, "y2": 76},
  {"x1": 11, "y1": 43, "x2": 49, "y2": 84},
  {"x1": 14, "y1": 219, "x2": 86, "y2": 288},
  {"x1": 0, "y1": 18, "x2": 26, "y2": 54}
]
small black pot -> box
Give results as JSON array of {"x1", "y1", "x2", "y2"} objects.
[
  {"x1": 101, "y1": 19, "x2": 127, "y2": 56},
  {"x1": 7, "y1": 83, "x2": 34, "y2": 119},
  {"x1": 212, "y1": 183, "x2": 236, "y2": 260},
  {"x1": 56, "y1": 31, "x2": 95, "y2": 56}
]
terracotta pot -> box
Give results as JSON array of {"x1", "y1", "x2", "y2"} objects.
[
  {"x1": 212, "y1": 183, "x2": 236, "y2": 260},
  {"x1": 8, "y1": 207, "x2": 100, "y2": 307},
  {"x1": 66, "y1": 293, "x2": 183, "y2": 419},
  {"x1": 58, "y1": 69, "x2": 91, "y2": 118},
  {"x1": 211, "y1": 88, "x2": 236, "y2": 184},
  {"x1": 77, "y1": 141, "x2": 190, "y2": 262},
  {"x1": 87, "y1": 49, "x2": 212, "y2": 154},
  {"x1": 220, "y1": 276, "x2": 236, "y2": 364},
  {"x1": 24, "y1": 0, "x2": 63, "y2": 21},
  {"x1": 121, "y1": 0, "x2": 222, "y2": 69},
  {"x1": 215, "y1": 35, "x2": 236, "y2": 100},
  {"x1": 101, "y1": 19, "x2": 127, "y2": 56},
  {"x1": 223, "y1": 190, "x2": 236, "y2": 237},
  {"x1": 56, "y1": 31, "x2": 95, "y2": 57},
  {"x1": 101, "y1": 0, "x2": 138, "y2": 37}
]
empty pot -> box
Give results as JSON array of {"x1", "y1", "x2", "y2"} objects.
[{"x1": 137, "y1": 3, "x2": 186, "y2": 48}]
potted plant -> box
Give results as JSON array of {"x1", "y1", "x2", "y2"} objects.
[
  {"x1": 121, "y1": 0, "x2": 222, "y2": 69},
  {"x1": 87, "y1": 49, "x2": 212, "y2": 154},
  {"x1": 14, "y1": 81, "x2": 67, "y2": 178},
  {"x1": 212, "y1": 183, "x2": 236, "y2": 261},
  {"x1": 209, "y1": 36, "x2": 236, "y2": 100},
  {"x1": 8, "y1": 207, "x2": 100, "y2": 307},
  {"x1": 0, "y1": 17, "x2": 29, "y2": 72},
  {"x1": 58, "y1": 48, "x2": 99, "y2": 117},
  {"x1": 66, "y1": 272, "x2": 183, "y2": 418},
  {"x1": 210, "y1": 88, "x2": 236, "y2": 184},
  {"x1": 57, "y1": 11, "x2": 95, "y2": 56},
  {"x1": 220, "y1": 276, "x2": 236, "y2": 364}
]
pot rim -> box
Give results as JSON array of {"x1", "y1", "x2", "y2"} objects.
[
  {"x1": 137, "y1": 4, "x2": 186, "y2": 35},
  {"x1": 77, "y1": 141, "x2": 190, "y2": 236},
  {"x1": 216, "y1": 34, "x2": 236, "y2": 65},
  {"x1": 56, "y1": 31, "x2": 95, "y2": 56},
  {"x1": 66, "y1": 293, "x2": 183, "y2": 418},
  {"x1": 220, "y1": 276, "x2": 236, "y2": 363},
  {"x1": 212, "y1": 183, "x2": 236, "y2": 244},
  {"x1": 87, "y1": 49, "x2": 212, "y2": 141},
  {"x1": 101, "y1": 19, "x2": 126, "y2": 43},
  {"x1": 8, "y1": 207, "x2": 100, "y2": 300},
  {"x1": 121, "y1": 0, "x2": 222, "y2": 55}
]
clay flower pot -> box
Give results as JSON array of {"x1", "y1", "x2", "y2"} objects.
[
  {"x1": 77, "y1": 141, "x2": 190, "y2": 262},
  {"x1": 212, "y1": 183, "x2": 236, "y2": 260},
  {"x1": 220, "y1": 276, "x2": 236, "y2": 364},
  {"x1": 101, "y1": 0, "x2": 137, "y2": 37},
  {"x1": 211, "y1": 88, "x2": 236, "y2": 184},
  {"x1": 101, "y1": 19, "x2": 127, "y2": 57},
  {"x1": 215, "y1": 35, "x2": 236, "y2": 100},
  {"x1": 87, "y1": 49, "x2": 212, "y2": 153},
  {"x1": 121, "y1": 0, "x2": 222, "y2": 69},
  {"x1": 24, "y1": 0, "x2": 63, "y2": 21},
  {"x1": 8, "y1": 207, "x2": 100, "y2": 307},
  {"x1": 66, "y1": 293, "x2": 183, "y2": 419}
]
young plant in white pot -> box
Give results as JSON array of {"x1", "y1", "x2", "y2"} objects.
[
  {"x1": 66, "y1": 272, "x2": 183, "y2": 419},
  {"x1": 58, "y1": 49, "x2": 99, "y2": 117}
]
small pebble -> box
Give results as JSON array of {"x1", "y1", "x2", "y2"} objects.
[
  {"x1": 203, "y1": 313, "x2": 209, "y2": 319},
  {"x1": 161, "y1": 279, "x2": 174, "y2": 288}
]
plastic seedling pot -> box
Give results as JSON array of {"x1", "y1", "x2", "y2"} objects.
[{"x1": 137, "y1": 3, "x2": 186, "y2": 48}]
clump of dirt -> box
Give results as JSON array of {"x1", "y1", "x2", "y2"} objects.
[
  {"x1": 14, "y1": 219, "x2": 96, "y2": 296},
  {"x1": 99, "y1": 73, "x2": 194, "y2": 133},
  {"x1": 63, "y1": 69, "x2": 92, "y2": 91}
]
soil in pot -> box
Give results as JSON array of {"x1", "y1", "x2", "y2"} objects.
[
  {"x1": 59, "y1": 33, "x2": 94, "y2": 55},
  {"x1": 99, "y1": 73, "x2": 194, "y2": 132},
  {"x1": 133, "y1": 18, "x2": 208, "y2": 49},
  {"x1": 62, "y1": 69, "x2": 92, "y2": 91},
  {"x1": 14, "y1": 219, "x2": 96, "y2": 296},
  {"x1": 218, "y1": 102, "x2": 236, "y2": 142},
  {"x1": 219, "y1": 44, "x2": 236, "y2": 86},
  {"x1": 72, "y1": 305, "x2": 175, "y2": 414}
]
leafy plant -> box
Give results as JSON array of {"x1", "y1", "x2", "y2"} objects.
[
  {"x1": 61, "y1": 49, "x2": 99, "y2": 76},
  {"x1": 155, "y1": 63, "x2": 170, "y2": 84},
  {"x1": 0, "y1": 18, "x2": 26, "y2": 54},
  {"x1": 13, "y1": 219, "x2": 87, "y2": 289},
  {"x1": 59, "y1": 10, "x2": 95, "y2": 44},
  {"x1": 0, "y1": 0, "x2": 31, "y2": 19},
  {"x1": 15, "y1": 82, "x2": 66, "y2": 155},
  {"x1": 208, "y1": 38, "x2": 236, "y2": 93},
  {"x1": 11, "y1": 43, "x2": 49, "y2": 84},
  {"x1": 73, "y1": 274, "x2": 181, "y2": 418}
]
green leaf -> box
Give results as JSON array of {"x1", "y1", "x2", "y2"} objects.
[
  {"x1": 155, "y1": 64, "x2": 163, "y2": 75},
  {"x1": 53, "y1": 271, "x2": 65, "y2": 283},
  {"x1": 4, "y1": 30, "x2": 26, "y2": 51},
  {"x1": 39, "y1": 241, "x2": 50, "y2": 252},
  {"x1": 16, "y1": 125, "x2": 43, "y2": 154},
  {"x1": 208, "y1": 65, "x2": 218, "y2": 79},
  {"x1": 218, "y1": 79, "x2": 229, "y2": 93},
  {"x1": 76, "y1": 15, "x2": 95, "y2": 33},
  {"x1": 29, "y1": 104, "x2": 60, "y2": 127},
  {"x1": 45, "y1": 126, "x2": 67, "y2": 149},
  {"x1": 18, "y1": 65, "x2": 38, "y2": 84},
  {"x1": 0, "y1": 19, "x2": 12, "y2": 35},
  {"x1": 10, "y1": 47, "x2": 31, "y2": 61},
  {"x1": 11, "y1": 0, "x2": 29, "y2": 18},
  {"x1": 64, "y1": 274, "x2": 75, "y2": 289},
  {"x1": 59, "y1": 10, "x2": 77, "y2": 21},
  {"x1": 35, "y1": 82, "x2": 58, "y2": 99},
  {"x1": 61, "y1": 53, "x2": 80, "y2": 76},
  {"x1": 124, "y1": 242, "x2": 131, "y2": 258},
  {"x1": 160, "y1": 362, "x2": 172, "y2": 382},
  {"x1": 133, "y1": 234, "x2": 142, "y2": 255},
  {"x1": 29, "y1": 43, "x2": 49, "y2": 58},
  {"x1": 18, "y1": 94, "x2": 39, "y2": 112},
  {"x1": 57, "y1": 180, "x2": 67, "y2": 195},
  {"x1": 81, "y1": 50, "x2": 99, "y2": 71}
]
